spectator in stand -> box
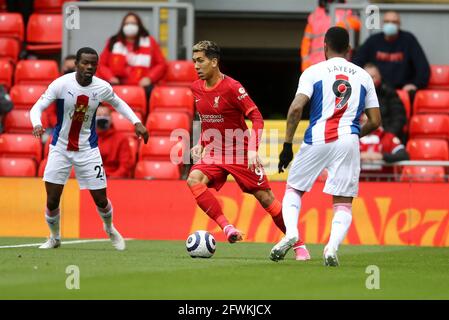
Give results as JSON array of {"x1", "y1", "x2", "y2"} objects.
[
  {"x1": 97, "y1": 12, "x2": 167, "y2": 100},
  {"x1": 0, "y1": 85, "x2": 13, "y2": 133},
  {"x1": 300, "y1": 0, "x2": 360, "y2": 72},
  {"x1": 353, "y1": 11, "x2": 430, "y2": 100},
  {"x1": 359, "y1": 114, "x2": 409, "y2": 180},
  {"x1": 96, "y1": 106, "x2": 134, "y2": 178},
  {"x1": 61, "y1": 55, "x2": 76, "y2": 75},
  {"x1": 364, "y1": 63, "x2": 407, "y2": 143}
]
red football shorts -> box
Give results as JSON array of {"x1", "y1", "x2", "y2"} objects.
[{"x1": 190, "y1": 162, "x2": 271, "y2": 193}]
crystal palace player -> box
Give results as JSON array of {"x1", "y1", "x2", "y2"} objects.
[
  {"x1": 272, "y1": 27, "x2": 381, "y2": 266},
  {"x1": 30, "y1": 47, "x2": 149, "y2": 250},
  {"x1": 187, "y1": 40, "x2": 310, "y2": 260}
]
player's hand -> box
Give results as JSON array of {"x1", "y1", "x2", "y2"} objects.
[
  {"x1": 278, "y1": 142, "x2": 293, "y2": 173},
  {"x1": 247, "y1": 150, "x2": 261, "y2": 172},
  {"x1": 110, "y1": 77, "x2": 120, "y2": 85},
  {"x1": 32, "y1": 125, "x2": 45, "y2": 138},
  {"x1": 134, "y1": 122, "x2": 149, "y2": 144},
  {"x1": 191, "y1": 144, "x2": 203, "y2": 163}
]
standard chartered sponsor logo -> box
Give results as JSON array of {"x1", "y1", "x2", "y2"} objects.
[{"x1": 201, "y1": 114, "x2": 224, "y2": 123}]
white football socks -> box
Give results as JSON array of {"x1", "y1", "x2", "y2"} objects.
[
  {"x1": 282, "y1": 186, "x2": 302, "y2": 239},
  {"x1": 45, "y1": 208, "x2": 60, "y2": 240},
  {"x1": 97, "y1": 199, "x2": 113, "y2": 232},
  {"x1": 327, "y1": 203, "x2": 353, "y2": 251}
]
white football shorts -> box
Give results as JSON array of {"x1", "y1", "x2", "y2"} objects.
[
  {"x1": 44, "y1": 145, "x2": 107, "y2": 190},
  {"x1": 287, "y1": 134, "x2": 360, "y2": 197}
]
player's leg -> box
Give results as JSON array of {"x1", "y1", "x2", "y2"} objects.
[
  {"x1": 252, "y1": 188, "x2": 310, "y2": 261},
  {"x1": 89, "y1": 188, "x2": 125, "y2": 251},
  {"x1": 39, "y1": 182, "x2": 64, "y2": 249},
  {"x1": 187, "y1": 168, "x2": 242, "y2": 243},
  {"x1": 75, "y1": 147, "x2": 124, "y2": 250},
  {"x1": 322, "y1": 135, "x2": 360, "y2": 266},
  {"x1": 39, "y1": 146, "x2": 72, "y2": 249}
]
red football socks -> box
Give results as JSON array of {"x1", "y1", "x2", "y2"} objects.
[{"x1": 189, "y1": 183, "x2": 229, "y2": 230}]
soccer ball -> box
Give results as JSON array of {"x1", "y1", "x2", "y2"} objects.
[{"x1": 186, "y1": 230, "x2": 216, "y2": 258}]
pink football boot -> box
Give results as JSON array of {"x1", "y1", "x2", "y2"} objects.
[
  {"x1": 223, "y1": 225, "x2": 243, "y2": 243},
  {"x1": 293, "y1": 240, "x2": 311, "y2": 261}
]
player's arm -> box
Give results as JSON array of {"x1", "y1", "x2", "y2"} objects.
[
  {"x1": 105, "y1": 87, "x2": 149, "y2": 144},
  {"x1": 278, "y1": 93, "x2": 309, "y2": 173},
  {"x1": 360, "y1": 107, "x2": 381, "y2": 138},
  {"x1": 246, "y1": 107, "x2": 264, "y2": 171},
  {"x1": 30, "y1": 82, "x2": 57, "y2": 138}
]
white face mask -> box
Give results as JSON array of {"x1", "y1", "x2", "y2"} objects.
[{"x1": 123, "y1": 23, "x2": 138, "y2": 37}]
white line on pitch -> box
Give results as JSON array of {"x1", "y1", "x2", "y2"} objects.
[{"x1": 0, "y1": 239, "x2": 133, "y2": 249}]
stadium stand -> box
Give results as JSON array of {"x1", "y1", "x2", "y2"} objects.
[
  {"x1": 138, "y1": 136, "x2": 185, "y2": 162},
  {"x1": 409, "y1": 114, "x2": 449, "y2": 140},
  {"x1": 34, "y1": 0, "x2": 74, "y2": 13},
  {"x1": 134, "y1": 160, "x2": 181, "y2": 180},
  {"x1": 396, "y1": 89, "x2": 411, "y2": 120},
  {"x1": 0, "y1": 157, "x2": 36, "y2": 176},
  {"x1": 0, "y1": 37, "x2": 20, "y2": 64},
  {"x1": 109, "y1": 85, "x2": 147, "y2": 118},
  {"x1": 0, "y1": 13, "x2": 24, "y2": 41},
  {"x1": 145, "y1": 110, "x2": 191, "y2": 136},
  {"x1": 14, "y1": 60, "x2": 59, "y2": 86},
  {"x1": 0, "y1": 59, "x2": 13, "y2": 90},
  {"x1": 400, "y1": 166, "x2": 446, "y2": 182},
  {"x1": 0, "y1": 133, "x2": 42, "y2": 162},
  {"x1": 10, "y1": 84, "x2": 47, "y2": 109},
  {"x1": 413, "y1": 90, "x2": 449, "y2": 115},
  {"x1": 26, "y1": 13, "x2": 62, "y2": 53},
  {"x1": 406, "y1": 138, "x2": 449, "y2": 161},
  {"x1": 161, "y1": 60, "x2": 198, "y2": 87},
  {"x1": 428, "y1": 65, "x2": 449, "y2": 90},
  {"x1": 4, "y1": 109, "x2": 48, "y2": 133},
  {"x1": 110, "y1": 111, "x2": 138, "y2": 133},
  {"x1": 149, "y1": 86, "x2": 195, "y2": 118}
]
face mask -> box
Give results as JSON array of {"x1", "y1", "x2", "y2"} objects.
[
  {"x1": 96, "y1": 116, "x2": 111, "y2": 130},
  {"x1": 383, "y1": 23, "x2": 399, "y2": 36},
  {"x1": 123, "y1": 24, "x2": 139, "y2": 37}
]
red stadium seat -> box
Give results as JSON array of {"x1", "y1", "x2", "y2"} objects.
[
  {"x1": 38, "y1": 157, "x2": 75, "y2": 177},
  {"x1": 406, "y1": 138, "x2": 449, "y2": 161},
  {"x1": 409, "y1": 114, "x2": 449, "y2": 140},
  {"x1": 10, "y1": 85, "x2": 47, "y2": 109},
  {"x1": 0, "y1": 133, "x2": 42, "y2": 162},
  {"x1": 138, "y1": 136, "x2": 185, "y2": 161},
  {"x1": 161, "y1": 60, "x2": 198, "y2": 86},
  {"x1": 111, "y1": 85, "x2": 147, "y2": 118},
  {"x1": 413, "y1": 90, "x2": 449, "y2": 115},
  {"x1": 0, "y1": 0, "x2": 6, "y2": 11},
  {"x1": 400, "y1": 166, "x2": 446, "y2": 183},
  {"x1": 0, "y1": 37, "x2": 20, "y2": 65},
  {"x1": 0, "y1": 158, "x2": 36, "y2": 177},
  {"x1": 0, "y1": 13, "x2": 24, "y2": 41},
  {"x1": 0, "y1": 59, "x2": 13, "y2": 90},
  {"x1": 110, "y1": 111, "x2": 143, "y2": 133},
  {"x1": 145, "y1": 110, "x2": 191, "y2": 136},
  {"x1": 149, "y1": 86, "x2": 195, "y2": 117},
  {"x1": 428, "y1": 65, "x2": 449, "y2": 90},
  {"x1": 26, "y1": 14, "x2": 62, "y2": 53},
  {"x1": 15, "y1": 60, "x2": 59, "y2": 86},
  {"x1": 34, "y1": 0, "x2": 74, "y2": 13},
  {"x1": 134, "y1": 160, "x2": 181, "y2": 180},
  {"x1": 4, "y1": 109, "x2": 48, "y2": 133}
]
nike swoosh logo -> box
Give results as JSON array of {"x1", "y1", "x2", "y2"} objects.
[
  {"x1": 195, "y1": 99, "x2": 201, "y2": 103},
  {"x1": 257, "y1": 181, "x2": 263, "y2": 186}
]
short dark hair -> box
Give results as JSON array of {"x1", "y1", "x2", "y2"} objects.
[
  {"x1": 324, "y1": 27, "x2": 349, "y2": 53},
  {"x1": 64, "y1": 54, "x2": 76, "y2": 61},
  {"x1": 193, "y1": 40, "x2": 221, "y2": 61},
  {"x1": 76, "y1": 47, "x2": 98, "y2": 62}
]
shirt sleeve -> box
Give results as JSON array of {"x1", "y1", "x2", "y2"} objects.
[
  {"x1": 30, "y1": 79, "x2": 59, "y2": 127},
  {"x1": 364, "y1": 75, "x2": 380, "y2": 109},
  {"x1": 296, "y1": 67, "x2": 314, "y2": 98},
  {"x1": 231, "y1": 82, "x2": 258, "y2": 116},
  {"x1": 102, "y1": 84, "x2": 141, "y2": 124}
]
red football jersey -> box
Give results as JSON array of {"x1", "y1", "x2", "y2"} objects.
[{"x1": 191, "y1": 75, "x2": 258, "y2": 163}]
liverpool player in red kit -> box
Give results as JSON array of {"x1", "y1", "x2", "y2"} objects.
[{"x1": 186, "y1": 40, "x2": 310, "y2": 260}]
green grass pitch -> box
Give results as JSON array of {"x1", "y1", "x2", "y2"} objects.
[{"x1": 0, "y1": 238, "x2": 448, "y2": 300}]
